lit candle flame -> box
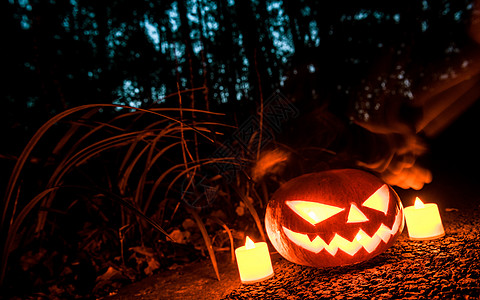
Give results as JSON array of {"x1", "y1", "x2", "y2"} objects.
[
  {"x1": 414, "y1": 197, "x2": 425, "y2": 209},
  {"x1": 235, "y1": 236, "x2": 274, "y2": 283},
  {"x1": 245, "y1": 236, "x2": 255, "y2": 250},
  {"x1": 405, "y1": 197, "x2": 445, "y2": 240}
]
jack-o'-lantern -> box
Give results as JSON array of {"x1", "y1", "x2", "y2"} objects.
[{"x1": 265, "y1": 169, "x2": 404, "y2": 267}]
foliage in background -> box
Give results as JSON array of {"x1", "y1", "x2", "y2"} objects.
[{"x1": 2, "y1": 0, "x2": 476, "y2": 153}]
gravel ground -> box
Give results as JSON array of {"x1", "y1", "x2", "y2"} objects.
[
  {"x1": 108, "y1": 208, "x2": 480, "y2": 299},
  {"x1": 224, "y1": 209, "x2": 480, "y2": 299}
]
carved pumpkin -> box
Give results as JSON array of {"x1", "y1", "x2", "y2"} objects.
[{"x1": 265, "y1": 169, "x2": 404, "y2": 267}]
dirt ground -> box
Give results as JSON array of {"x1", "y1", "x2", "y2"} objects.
[
  {"x1": 105, "y1": 206, "x2": 480, "y2": 300},
  {"x1": 103, "y1": 251, "x2": 243, "y2": 300}
]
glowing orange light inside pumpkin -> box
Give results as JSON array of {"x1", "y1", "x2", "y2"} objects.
[
  {"x1": 265, "y1": 171, "x2": 406, "y2": 268},
  {"x1": 281, "y1": 184, "x2": 401, "y2": 255},
  {"x1": 285, "y1": 201, "x2": 344, "y2": 225},
  {"x1": 282, "y1": 209, "x2": 403, "y2": 256},
  {"x1": 356, "y1": 233, "x2": 363, "y2": 241},
  {"x1": 347, "y1": 203, "x2": 369, "y2": 223},
  {"x1": 235, "y1": 236, "x2": 274, "y2": 284},
  {"x1": 362, "y1": 184, "x2": 390, "y2": 214},
  {"x1": 405, "y1": 197, "x2": 445, "y2": 240}
]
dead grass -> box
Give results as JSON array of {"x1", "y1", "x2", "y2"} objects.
[{"x1": 0, "y1": 97, "x2": 274, "y2": 298}]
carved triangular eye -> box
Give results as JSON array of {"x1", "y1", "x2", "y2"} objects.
[
  {"x1": 362, "y1": 184, "x2": 390, "y2": 215},
  {"x1": 347, "y1": 203, "x2": 369, "y2": 223},
  {"x1": 286, "y1": 201, "x2": 345, "y2": 226}
]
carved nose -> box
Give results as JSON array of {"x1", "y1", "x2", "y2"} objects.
[{"x1": 347, "y1": 203, "x2": 369, "y2": 223}]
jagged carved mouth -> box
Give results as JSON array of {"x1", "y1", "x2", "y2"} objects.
[{"x1": 282, "y1": 209, "x2": 402, "y2": 256}]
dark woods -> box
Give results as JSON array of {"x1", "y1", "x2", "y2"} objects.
[
  {"x1": 3, "y1": 0, "x2": 477, "y2": 141},
  {"x1": 3, "y1": 0, "x2": 479, "y2": 181},
  {"x1": 2, "y1": 0, "x2": 480, "y2": 298}
]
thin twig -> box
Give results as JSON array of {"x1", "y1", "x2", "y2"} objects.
[{"x1": 254, "y1": 48, "x2": 264, "y2": 162}]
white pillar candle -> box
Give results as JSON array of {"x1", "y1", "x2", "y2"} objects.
[
  {"x1": 404, "y1": 197, "x2": 445, "y2": 240},
  {"x1": 235, "y1": 236, "x2": 274, "y2": 284}
]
